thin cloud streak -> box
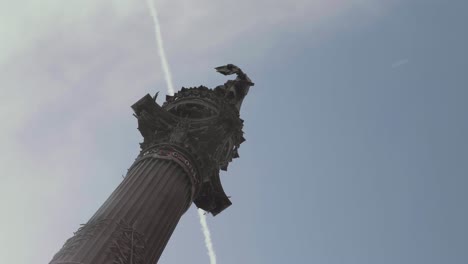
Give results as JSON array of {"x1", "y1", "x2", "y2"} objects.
[
  {"x1": 146, "y1": 0, "x2": 175, "y2": 95},
  {"x1": 198, "y1": 209, "x2": 217, "y2": 264},
  {"x1": 391, "y1": 59, "x2": 410, "y2": 68},
  {"x1": 146, "y1": 2, "x2": 217, "y2": 263}
]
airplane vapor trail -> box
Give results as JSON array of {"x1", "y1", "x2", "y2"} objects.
[
  {"x1": 198, "y1": 209, "x2": 217, "y2": 264},
  {"x1": 145, "y1": 1, "x2": 217, "y2": 263},
  {"x1": 146, "y1": 0, "x2": 175, "y2": 95}
]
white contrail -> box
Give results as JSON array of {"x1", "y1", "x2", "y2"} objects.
[
  {"x1": 198, "y1": 209, "x2": 217, "y2": 264},
  {"x1": 145, "y1": 2, "x2": 217, "y2": 263},
  {"x1": 146, "y1": 0, "x2": 175, "y2": 95}
]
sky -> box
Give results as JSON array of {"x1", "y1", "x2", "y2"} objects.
[{"x1": 0, "y1": 0, "x2": 467, "y2": 263}]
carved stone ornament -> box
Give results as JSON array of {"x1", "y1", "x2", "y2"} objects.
[
  {"x1": 50, "y1": 219, "x2": 111, "y2": 263},
  {"x1": 109, "y1": 220, "x2": 147, "y2": 264},
  {"x1": 131, "y1": 64, "x2": 253, "y2": 215}
]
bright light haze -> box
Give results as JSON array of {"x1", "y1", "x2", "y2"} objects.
[{"x1": 0, "y1": 1, "x2": 467, "y2": 263}]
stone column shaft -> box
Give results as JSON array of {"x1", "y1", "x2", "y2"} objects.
[{"x1": 50, "y1": 157, "x2": 192, "y2": 264}]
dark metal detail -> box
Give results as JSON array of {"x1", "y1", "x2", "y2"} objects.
[
  {"x1": 50, "y1": 219, "x2": 111, "y2": 263},
  {"x1": 138, "y1": 144, "x2": 201, "y2": 199},
  {"x1": 131, "y1": 65, "x2": 253, "y2": 215},
  {"x1": 109, "y1": 220, "x2": 147, "y2": 264}
]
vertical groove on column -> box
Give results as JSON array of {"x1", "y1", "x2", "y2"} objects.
[
  {"x1": 50, "y1": 157, "x2": 193, "y2": 264},
  {"x1": 134, "y1": 161, "x2": 176, "y2": 232},
  {"x1": 150, "y1": 177, "x2": 192, "y2": 263},
  {"x1": 63, "y1": 159, "x2": 148, "y2": 262},
  {"x1": 125, "y1": 160, "x2": 174, "y2": 223},
  {"x1": 127, "y1": 160, "x2": 173, "y2": 225},
  {"x1": 88, "y1": 159, "x2": 147, "y2": 222},
  {"x1": 75, "y1": 159, "x2": 160, "y2": 262},
  {"x1": 146, "y1": 160, "x2": 192, "y2": 263},
  {"x1": 120, "y1": 160, "x2": 172, "y2": 222}
]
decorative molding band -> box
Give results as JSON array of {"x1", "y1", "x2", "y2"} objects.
[{"x1": 131, "y1": 144, "x2": 201, "y2": 199}]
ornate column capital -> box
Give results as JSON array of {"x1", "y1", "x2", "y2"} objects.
[{"x1": 131, "y1": 65, "x2": 253, "y2": 215}]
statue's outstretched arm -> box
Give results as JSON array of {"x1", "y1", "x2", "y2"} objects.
[{"x1": 215, "y1": 64, "x2": 254, "y2": 86}]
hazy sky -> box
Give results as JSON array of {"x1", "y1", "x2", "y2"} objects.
[{"x1": 1, "y1": 0, "x2": 467, "y2": 263}]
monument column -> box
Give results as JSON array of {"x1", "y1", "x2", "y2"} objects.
[
  {"x1": 49, "y1": 64, "x2": 253, "y2": 264},
  {"x1": 50, "y1": 148, "x2": 197, "y2": 264}
]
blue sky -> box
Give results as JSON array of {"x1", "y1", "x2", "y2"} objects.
[{"x1": 0, "y1": 0, "x2": 467, "y2": 263}]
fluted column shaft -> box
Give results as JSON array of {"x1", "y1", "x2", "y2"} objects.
[{"x1": 50, "y1": 156, "x2": 192, "y2": 264}]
